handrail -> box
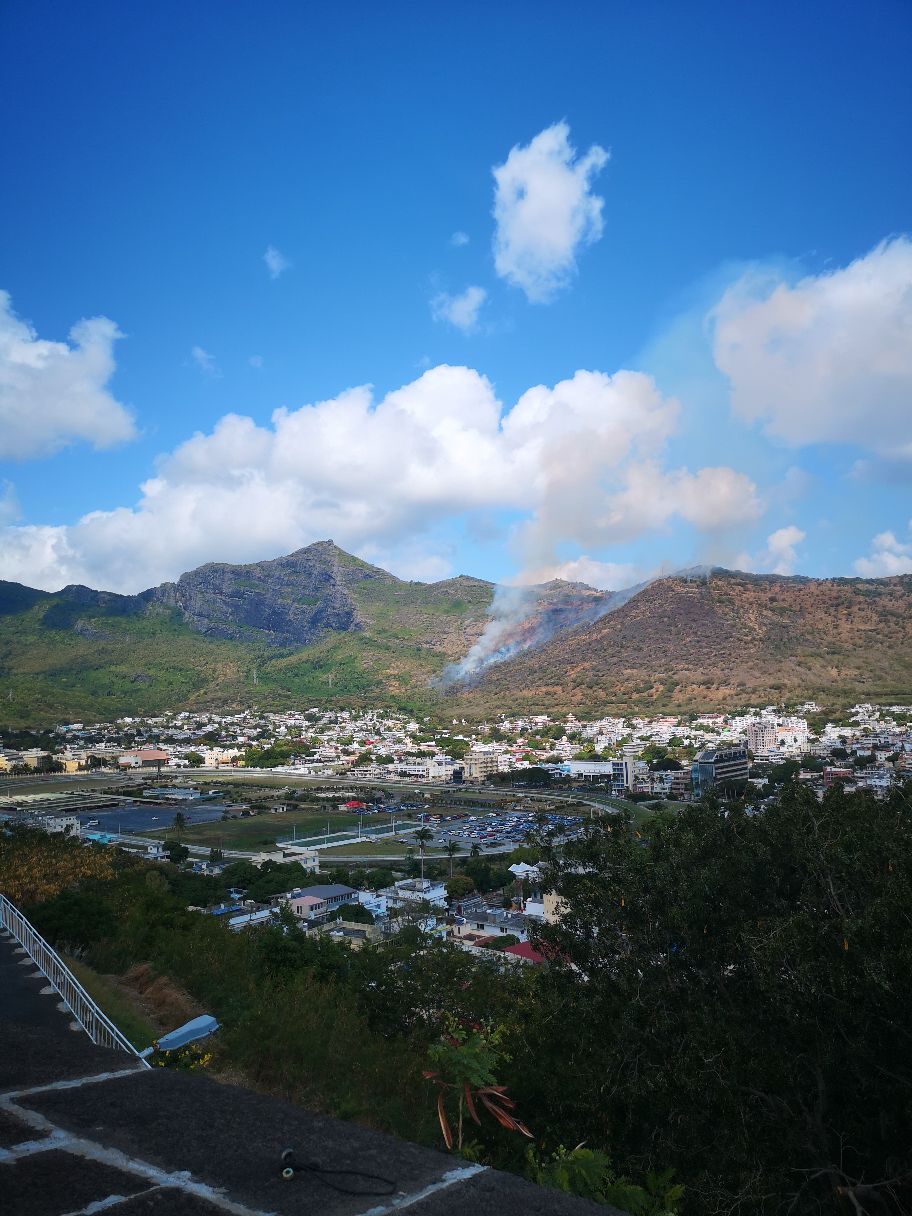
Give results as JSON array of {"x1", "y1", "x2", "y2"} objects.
[{"x1": 0, "y1": 892, "x2": 150, "y2": 1066}]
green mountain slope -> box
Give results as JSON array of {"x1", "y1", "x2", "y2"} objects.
[
  {"x1": 0, "y1": 542, "x2": 499, "y2": 724},
  {"x1": 3, "y1": 552, "x2": 909, "y2": 725}
]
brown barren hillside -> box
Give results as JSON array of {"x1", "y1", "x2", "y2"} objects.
[{"x1": 451, "y1": 569, "x2": 912, "y2": 714}]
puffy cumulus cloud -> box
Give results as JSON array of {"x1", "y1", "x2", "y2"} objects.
[
  {"x1": 492, "y1": 121, "x2": 608, "y2": 303},
  {"x1": 712, "y1": 237, "x2": 912, "y2": 462},
  {"x1": 0, "y1": 363, "x2": 761, "y2": 594},
  {"x1": 430, "y1": 285, "x2": 487, "y2": 333},
  {"x1": 264, "y1": 245, "x2": 291, "y2": 279},
  {"x1": 0, "y1": 291, "x2": 135, "y2": 460},
  {"x1": 736, "y1": 525, "x2": 807, "y2": 576},
  {"x1": 854, "y1": 523, "x2": 912, "y2": 577},
  {"x1": 515, "y1": 455, "x2": 762, "y2": 573}
]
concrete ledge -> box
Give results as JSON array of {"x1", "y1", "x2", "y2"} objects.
[{"x1": 0, "y1": 936, "x2": 623, "y2": 1215}]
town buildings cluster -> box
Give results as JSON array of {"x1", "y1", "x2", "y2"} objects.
[
  {"x1": 3, "y1": 700, "x2": 910, "y2": 964},
  {"x1": 2, "y1": 701, "x2": 910, "y2": 801}
]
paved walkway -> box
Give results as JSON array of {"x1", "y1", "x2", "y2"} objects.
[{"x1": 0, "y1": 934, "x2": 619, "y2": 1215}]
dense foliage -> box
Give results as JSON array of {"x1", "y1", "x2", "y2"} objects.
[{"x1": 527, "y1": 781, "x2": 912, "y2": 1215}]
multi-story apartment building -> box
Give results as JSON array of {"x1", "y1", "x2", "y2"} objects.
[
  {"x1": 691, "y1": 745, "x2": 749, "y2": 798},
  {"x1": 746, "y1": 721, "x2": 778, "y2": 755},
  {"x1": 463, "y1": 748, "x2": 501, "y2": 782}
]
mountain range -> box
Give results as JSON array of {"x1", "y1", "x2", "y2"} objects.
[{"x1": 0, "y1": 541, "x2": 909, "y2": 725}]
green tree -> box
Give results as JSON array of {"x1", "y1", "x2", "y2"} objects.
[
  {"x1": 485, "y1": 934, "x2": 520, "y2": 951},
  {"x1": 446, "y1": 873, "x2": 475, "y2": 901},
  {"x1": 164, "y1": 839, "x2": 190, "y2": 865},
  {"x1": 423, "y1": 1018, "x2": 531, "y2": 1151},
  {"x1": 329, "y1": 902, "x2": 374, "y2": 924},
  {"x1": 37, "y1": 753, "x2": 65, "y2": 773},
  {"x1": 443, "y1": 738, "x2": 470, "y2": 761},
  {"x1": 523, "y1": 783, "x2": 912, "y2": 1215},
  {"x1": 444, "y1": 840, "x2": 461, "y2": 877},
  {"x1": 414, "y1": 827, "x2": 434, "y2": 882},
  {"x1": 171, "y1": 811, "x2": 188, "y2": 840}
]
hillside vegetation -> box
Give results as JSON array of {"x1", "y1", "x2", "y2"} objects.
[
  {"x1": 0, "y1": 542, "x2": 528, "y2": 723},
  {"x1": 6, "y1": 776, "x2": 912, "y2": 1215},
  {"x1": 1, "y1": 553, "x2": 909, "y2": 724},
  {"x1": 454, "y1": 569, "x2": 912, "y2": 714}
]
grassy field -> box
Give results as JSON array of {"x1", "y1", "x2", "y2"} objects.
[
  {"x1": 0, "y1": 774, "x2": 126, "y2": 795},
  {"x1": 64, "y1": 955, "x2": 158, "y2": 1050},
  {"x1": 144, "y1": 809, "x2": 372, "y2": 849},
  {"x1": 209, "y1": 774, "x2": 362, "y2": 791}
]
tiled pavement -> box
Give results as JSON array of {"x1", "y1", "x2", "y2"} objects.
[{"x1": 0, "y1": 934, "x2": 621, "y2": 1215}]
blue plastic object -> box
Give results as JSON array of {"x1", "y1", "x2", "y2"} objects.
[{"x1": 139, "y1": 1014, "x2": 220, "y2": 1056}]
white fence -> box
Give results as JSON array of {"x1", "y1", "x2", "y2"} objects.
[{"x1": 0, "y1": 892, "x2": 150, "y2": 1065}]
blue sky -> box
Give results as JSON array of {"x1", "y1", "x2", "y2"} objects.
[{"x1": 1, "y1": 0, "x2": 911, "y2": 592}]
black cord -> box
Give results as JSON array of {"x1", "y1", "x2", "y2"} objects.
[{"x1": 281, "y1": 1154, "x2": 397, "y2": 1196}]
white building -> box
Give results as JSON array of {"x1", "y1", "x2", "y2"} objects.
[
  {"x1": 746, "y1": 721, "x2": 778, "y2": 756},
  {"x1": 382, "y1": 877, "x2": 448, "y2": 909},
  {"x1": 357, "y1": 890, "x2": 388, "y2": 918},
  {"x1": 463, "y1": 749, "x2": 500, "y2": 782}
]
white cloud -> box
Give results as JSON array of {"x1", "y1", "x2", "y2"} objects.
[
  {"x1": 249, "y1": 355, "x2": 264, "y2": 369},
  {"x1": 523, "y1": 556, "x2": 644, "y2": 590},
  {"x1": 737, "y1": 525, "x2": 807, "y2": 576},
  {"x1": 430, "y1": 285, "x2": 487, "y2": 333},
  {"x1": 854, "y1": 522, "x2": 912, "y2": 577},
  {"x1": 264, "y1": 245, "x2": 290, "y2": 279},
  {"x1": 359, "y1": 542, "x2": 455, "y2": 583},
  {"x1": 712, "y1": 237, "x2": 912, "y2": 463},
  {"x1": 492, "y1": 121, "x2": 609, "y2": 303},
  {"x1": 450, "y1": 231, "x2": 470, "y2": 247},
  {"x1": 191, "y1": 346, "x2": 220, "y2": 377},
  {"x1": 766, "y1": 525, "x2": 806, "y2": 574},
  {"x1": 0, "y1": 291, "x2": 135, "y2": 460},
  {"x1": 0, "y1": 363, "x2": 760, "y2": 594}
]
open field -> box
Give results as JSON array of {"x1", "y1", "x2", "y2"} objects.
[
  {"x1": 143, "y1": 809, "x2": 371, "y2": 849},
  {"x1": 0, "y1": 773, "x2": 127, "y2": 796}
]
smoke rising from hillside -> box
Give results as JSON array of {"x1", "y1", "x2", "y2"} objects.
[{"x1": 439, "y1": 576, "x2": 650, "y2": 686}]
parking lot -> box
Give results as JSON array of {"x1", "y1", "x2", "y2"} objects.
[{"x1": 408, "y1": 807, "x2": 585, "y2": 852}]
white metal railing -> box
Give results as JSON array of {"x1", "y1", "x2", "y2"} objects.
[{"x1": 0, "y1": 893, "x2": 150, "y2": 1066}]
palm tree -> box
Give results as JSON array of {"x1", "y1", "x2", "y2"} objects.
[
  {"x1": 444, "y1": 839, "x2": 461, "y2": 877},
  {"x1": 469, "y1": 842, "x2": 481, "y2": 859},
  {"x1": 172, "y1": 811, "x2": 188, "y2": 840},
  {"x1": 414, "y1": 827, "x2": 434, "y2": 882}
]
